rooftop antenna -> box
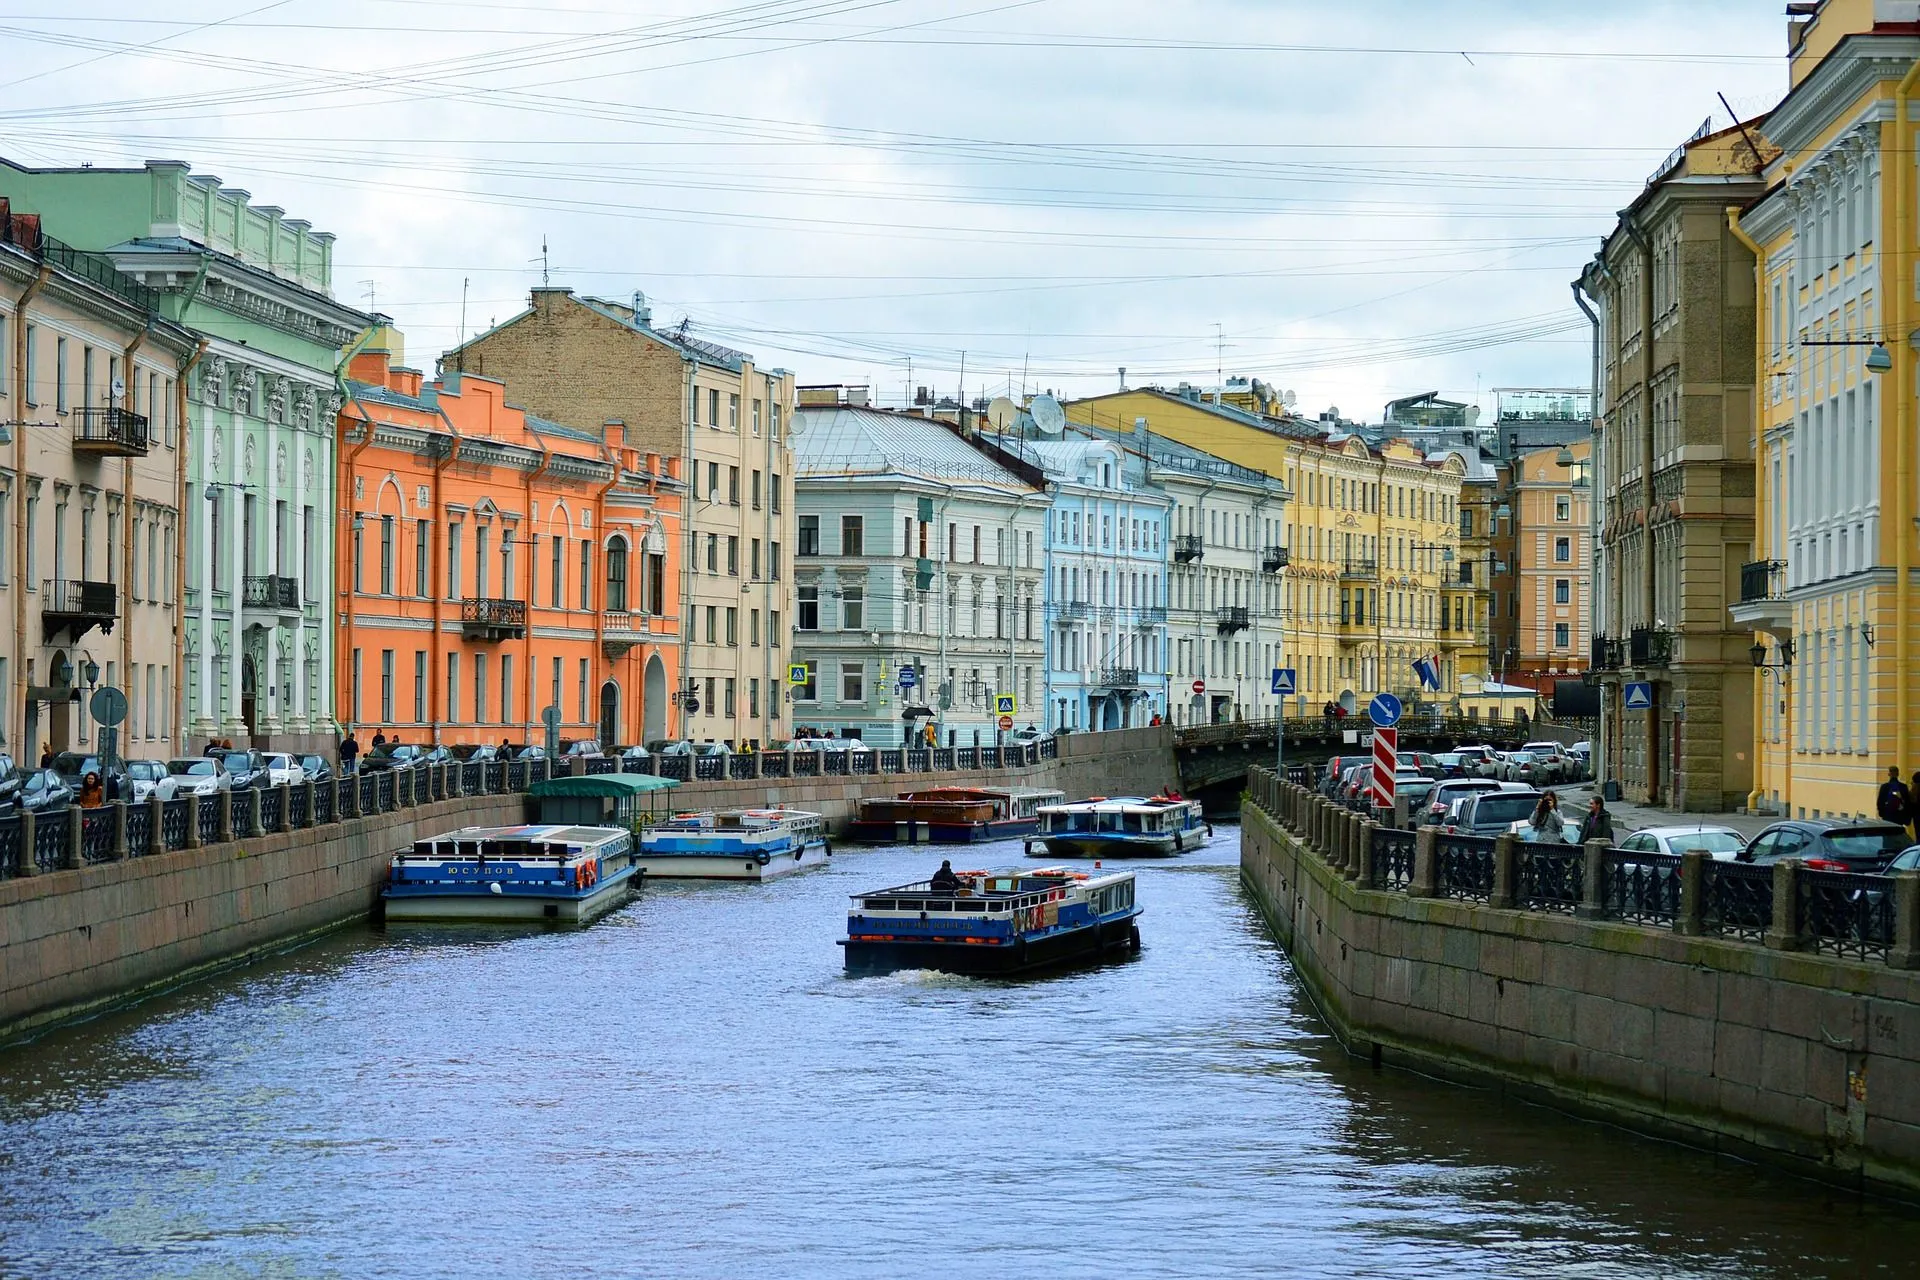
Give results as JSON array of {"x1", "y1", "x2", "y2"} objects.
[
  {"x1": 1215, "y1": 323, "x2": 1224, "y2": 403},
  {"x1": 1021, "y1": 351, "x2": 1030, "y2": 400},
  {"x1": 958, "y1": 350, "x2": 967, "y2": 434},
  {"x1": 456, "y1": 277, "x2": 469, "y2": 371},
  {"x1": 532, "y1": 237, "x2": 549, "y2": 287},
  {"x1": 360, "y1": 279, "x2": 376, "y2": 312}
]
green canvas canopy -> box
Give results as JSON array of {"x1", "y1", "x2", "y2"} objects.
[
  {"x1": 530, "y1": 772, "x2": 680, "y2": 798},
  {"x1": 529, "y1": 771, "x2": 678, "y2": 826}
]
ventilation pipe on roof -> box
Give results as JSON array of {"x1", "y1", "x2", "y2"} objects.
[{"x1": 632, "y1": 292, "x2": 651, "y2": 326}]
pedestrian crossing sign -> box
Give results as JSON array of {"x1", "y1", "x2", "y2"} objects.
[
  {"x1": 787, "y1": 663, "x2": 809, "y2": 685},
  {"x1": 994, "y1": 693, "x2": 1018, "y2": 715}
]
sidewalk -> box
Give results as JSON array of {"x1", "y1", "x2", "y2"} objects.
[{"x1": 1542, "y1": 781, "x2": 1774, "y2": 839}]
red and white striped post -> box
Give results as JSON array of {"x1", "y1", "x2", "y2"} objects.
[{"x1": 1371, "y1": 727, "x2": 1399, "y2": 810}]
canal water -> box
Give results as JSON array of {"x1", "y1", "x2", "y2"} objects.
[{"x1": 3, "y1": 829, "x2": 1919, "y2": 1278}]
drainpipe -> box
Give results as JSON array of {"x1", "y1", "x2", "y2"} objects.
[
  {"x1": 11, "y1": 263, "x2": 49, "y2": 755},
  {"x1": 1893, "y1": 63, "x2": 1920, "y2": 781},
  {"x1": 1620, "y1": 212, "x2": 1660, "y2": 803},
  {"x1": 678, "y1": 361, "x2": 695, "y2": 740},
  {"x1": 118, "y1": 322, "x2": 158, "y2": 740},
  {"x1": 172, "y1": 340, "x2": 206, "y2": 756},
  {"x1": 330, "y1": 328, "x2": 382, "y2": 737},
  {"x1": 1726, "y1": 208, "x2": 1770, "y2": 814},
  {"x1": 1571, "y1": 278, "x2": 1605, "y2": 791},
  {"x1": 523, "y1": 439, "x2": 554, "y2": 741},
  {"x1": 587, "y1": 448, "x2": 617, "y2": 744},
  {"x1": 428, "y1": 418, "x2": 461, "y2": 743}
]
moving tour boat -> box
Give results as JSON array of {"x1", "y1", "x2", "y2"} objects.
[
  {"x1": 846, "y1": 786, "x2": 1065, "y2": 844},
  {"x1": 637, "y1": 807, "x2": 830, "y2": 881},
  {"x1": 383, "y1": 824, "x2": 640, "y2": 924},
  {"x1": 1029, "y1": 795, "x2": 1211, "y2": 858},
  {"x1": 840, "y1": 865, "x2": 1141, "y2": 976}
]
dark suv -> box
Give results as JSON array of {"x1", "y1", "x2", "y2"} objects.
[
  {"x1": 1739, "y1": 820, "x2": 1910, "y2": 872},
  {"x1": 1451, "y1": 789, "x2": 1545, "y2": 838}
]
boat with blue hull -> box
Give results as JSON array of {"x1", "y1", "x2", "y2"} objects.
[
  {"x1": 383, "y1": 824, "x2": 640, "y2": 924},
  {"x1": 1030, "y1": 796, "x2": 1210, "y2": 858},
  {"x1": 638, "y1": 807, "x2": 830, "y2": 881},
  {"x1": 846, "y1": 786, "x2": 1065, "y2": 844},
  {"x1": 840, "y1": 866, "x2": 1141, "y2": 976}
]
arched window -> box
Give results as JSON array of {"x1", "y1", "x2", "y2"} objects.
[{"x1": 607, "y1": 535, "x2": 630, "y2": 612}]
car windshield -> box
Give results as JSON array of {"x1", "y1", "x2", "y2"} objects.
[
  {"x1": 169, "y1": 759, "x2": 218, "y2": 777},
  {"x1": 49, "y1": 753, "x2": 100, "y2": 776},
  {"x1": 1825, "y1": 829, "x2": 1910, "y2": 860},
  {"x1": 1664, "y1": 832, "x2": 1746, "y2": 856},
  {"x1": 1473, "y1": 795, "x2": 1539, "y2": 824},
  {"x1": 300, "y1": 756, "x2": 325, "y2": 770},
  {"x1": 1891, "y1": 848, "x2": 1920, "y2": 873},
  {"x1": 22, "y1": 771, "x2": 49, "y2": 792}
]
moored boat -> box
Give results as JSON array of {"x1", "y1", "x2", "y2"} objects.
[
  {"x1": 1029, "y1": 795, "x2": 1210, "y2": 858},
  {"x1": 846, "y1": 785, "x2": 1065, "y2": 844},
  {"x1": 383, "y1": 824, "x2": 640, "y2": 924},
  {"x1": 840, "y1": 866, "x2": 1141, "y2": 976},
  {"x1": 637, "y1": 807, "x2": 830, "y2": 880}
]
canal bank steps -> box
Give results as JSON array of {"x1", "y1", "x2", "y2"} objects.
[
  {"x1": 0, "y1": 727, "x2": 1176, "y2": 1045},
  {"x1": 1240, "y1": 767, "x2": 1920, "y2": 1203}
]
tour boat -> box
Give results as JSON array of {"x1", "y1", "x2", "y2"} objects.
[
  {"x1": 840, "y1": 865, "x2": 1142, "y2": 976},
  {"x1": 846, "y1": 786, "x2": 1066, "y2": 844},
  {"x1": 1029, "y1": 796, "x2": 1211, "y2": 858},
  {"x1": 637, "y1": 807, "x2": 830, "y2": 881},
  {"x1": 383, "y1": 824, "x2": 640, "y2": 924}
]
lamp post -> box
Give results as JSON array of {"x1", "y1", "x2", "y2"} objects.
[{"x1": 1750, "y1": 638, "x2": 1794, "y2": 815}]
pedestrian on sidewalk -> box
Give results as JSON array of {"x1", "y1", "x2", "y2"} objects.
[
  {"x1": 339, "y1": 730, "x2": 359, "y2": 774},
  {"x1": 1907, "y1": 769, "x2": 1920, "y2": 839},
  {"x1": 1876, "y1": 766, "x2": 1910, "y2": 831},
  {"x1": 1528, "y1": 790, "x2": 1560, "y2": 834},
  {"x1": 1576, "y1": 795, "x2": 1615, "y2": 846}
]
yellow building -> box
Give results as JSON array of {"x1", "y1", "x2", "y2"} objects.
[
  {"x1": 1067, "y1": 389, "x2": 1481, "y2": 716},
  {"x1": 1732, "y1": 2, "x2": 1920, "y2": 819}
]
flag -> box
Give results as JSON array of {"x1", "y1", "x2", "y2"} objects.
[{"x1": 1412, "y1": 655, "x2": 1441, "y2": 692}]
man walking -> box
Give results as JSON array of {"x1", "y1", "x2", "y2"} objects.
[
  {"x1": 1877, "y1": 766, "x2": 1910, "y2": 833},
  {"x1": 1577, "y1": 795, "x2": 1615, "y2": 846},
  {"x1": 340, "y1": 730, "x2": 360, "y2": 775}
]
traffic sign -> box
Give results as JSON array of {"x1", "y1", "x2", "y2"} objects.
[
  {"x1": 684, "y1": 697, "x2": 701, "y2": 714},
  {"x1": 1367, "y1": 692, "x2": 1403, "y2": 728},
  {"x1": 897, "y1": 667, "x2": 918, "y2": 690},
  {"x1": 541, "y1": 704, "x2": 562, "y2": 728},
  {"x1": 998, "y1": 714, "x2": 1014, "y2": 731},
  {"x1": 1270, "y1": 667, "x2": 1296, "y2": 696},
  {"x1": 89, "y1": 685, "x2": 127, "y2": 727},
  {"x1": 1624, "y1": 681, "x2": 1653, "y2": 711},
  {"x1": 787, "y1": 663, "x2": 808, "y2": 685},
  {"x1": 1371, "y1": 728, "x2": 1399, "y2": 807},
  {"x1": 994, "y1": 693, "x2": 1018, "y2": 715},
  {"x1": 1191, "y1": 679, "x2": 1205, "y2": 694}
]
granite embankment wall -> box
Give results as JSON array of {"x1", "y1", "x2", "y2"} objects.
[
  {"x1": 0, "y1": 727, "x2": 1174, "y2": 1042},
  {"x1": 1240, "y1": 772, "x2": 1920, "y2": 1200}
]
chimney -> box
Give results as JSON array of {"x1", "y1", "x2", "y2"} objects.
[{"x1": 604, "y1": 418, "x2": 627, "y2": 448}]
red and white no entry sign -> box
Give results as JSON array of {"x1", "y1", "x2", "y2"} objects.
[{"x1": 1191, "y1": 680, "x2": 1205, "y2": 694}]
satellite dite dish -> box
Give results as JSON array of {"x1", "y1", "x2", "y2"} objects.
[
  {"x1": 1029, "y1": 394, "x2": 1066, "y2": 435},
  {"x1": 1282, "y1": 389, "x2": 1298, "y2": 409},
  {"x1": 987, "y1": 397, "x2": 1017, "y2": 431}
]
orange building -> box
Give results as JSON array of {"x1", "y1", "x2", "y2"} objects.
[{"x1": 336, "y1": 330, "x2": 682, "y2": 749}]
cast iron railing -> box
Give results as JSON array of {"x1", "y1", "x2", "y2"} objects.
[
  {"x1": 1436, "y1": 834, "x2": 1495, "y2": 902},
  {"x1": 243, "y1": 575, "x2": 300, "y2": 610},
  {"x1": 1602, "y1": 851, "x2": 1681, "y2": 924},
  {"x1": 1702, "y1": 861, "x2": 1773, "y2": 943},
  {"x1": 1518, "y1": 843, "x2": 1583, "y2": 914},
  {"x1": 72, "y1": 405, "x2": 150, "y2": 455},
  {"x1": 260, "y1": 787, "x2": 284, "y2": 833},
  {"x1": 1798, "y1": 869, "x2": 1894, "y2": 960},
  {"x1": 80, "y1": 809, "x2": 115, "y2": 864},
  {"x1": 1371, "y1": 827, "x2": 1416, "y2": 891},
  {"x1": 198, "y1": 798, "x2": 222, "y2": 844}
]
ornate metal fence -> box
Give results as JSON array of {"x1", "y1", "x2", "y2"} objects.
[
  {"x1": 1517, "y1": 843, "x2": 1583, "y2": 914},
  {"x1": 162, "y1": 798, "x2": 190, "y2": 849},
  {"x1": 80, "y1": 809, "x2": 115, "y2": 864},
  {"x1": 1435, "y1": 834, "x2": 1496, "y2": 902},
  {"x1": 34, "y1": 809, "x2": 70, "y2": 871},
  {"x1": 125, "y1": 804, "x2": 152, "y2": 856},
  {"x1": 1798, "y1": 869, "x2": 1895, "y2": 960},
  {"x1": 198, "y1": 798, "x2": 222, "y2": 845},
  {"x1": 0, "y1": 814, "x2": 21, "y2": 876},
  {"x1": 1370, "y1": 827, "x2": 1416, "y2": 891},
  {"x1": 1702, "y1": 862, "x2": 1774, "y2": 943},
  {"x1": 1602, "y1": 851, "x2": 1682, "y2": 925}
]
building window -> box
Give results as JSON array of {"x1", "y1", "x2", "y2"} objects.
[
  {"x1": 728, "y1": 466, "x2": 740, "y2": 505},
  {"x1": 725, "y1": 606, "x2": 738, "y2": 646},
  {"x1": 840, "y1": 661, "x2": 864, "y2": 703},
  {"x1": 22, "y1": 324, "x2": 34, "y2": 405},
  {"x1": 1554, "y1": 578, "x2": 1570, "y2": 605},
  {"x1": 724, "y1": 677, "x2": 736, "y2": 717},
  {"x1": 448, "y1": 523, "x2": 462, "y2": 598},
  {"x1": 752, "y1": 400, "x2": 763, "y2": 435},
  {"x1": 750, "y1": 609, "x2": 761, "y2": 646},
  {"x1": 501, "y1": 654, "x2": 514, "y2": 724},
  {"x1": 769, "y1": 609, "x2": 781, "y2": 646},
  {"x1": 752, "y1": 470, "x2": 762, "y2": 509},
  {"x1": 706, "y1": 533, "x2": 718, "y2": 574},
  {"x1": 414, "y1": 521, "x2": 429, "y2": 596},
  {"x1": 749, "y1": 677, "x2": 760, "y2": 717},
  {"x1": 705, "y1": 605, "x2": 717, "y2": 644},
  {"x1": 708, "y1": 388, "x2": 720, "y2": 428},
  {"x1": 1554, "y1": 623, "x2": 1570, "y2": 648},
  {"x1": 798, "y1": 515, "x2": 820, "y2": 557},
  {"x1": 645, "y1": 552, "x2": 664, "y2": 614},
  {"x1": 727, "y1": 536, "x2": 739, "y2": 576},
  {"x1": 1554, "y1": 537, "x2": 1571, "y2": 563},
  {"x1": 728, "y1": 394, "x2": 739, "y2": 429},
  {"x1": 770, "y1": 542, "x2": 780, "y2": 579},
  {"x1": 414, "y1": 651, "x2": 427, "y2": 723},
  {"x1": 55, "y1": 336, "x2": 67, "y2": 411},
  {"x1": 770, "y1": 473, "x2": 782, "y2": 513},
  {"x1": 1555, "y1": 495, "x2": 1571, "y2": 522},
  {"x1": 607, "y1": 535, "x2": 629, "y2": 611},
  {"x1": 841, "y1": 515, "x2": 864, "y2": 557},
  {"x1": 842, "y1": 585, "x2": 864, "y2": 630},
  {"x1": 751, "y1": 538, "x2": 761, "y2": 579},
  {"x1": 798, "y1": 585, "x2": 818, "y2": 630},
  {"x1": 380, "y1": 649, "x2": 395, "y2": 722},
  {"x1": 379, "y1": 515, "x2": 394, "y2": 595},
  {"x1": 580, "y1": 540, "x2": 592, "y2": 609},
  {"x1": 795, "y1": 661, "x2": 817, "y2": 701},
  {"x1": 447, "y1": 652, "x2": 460, "y2": 722}
]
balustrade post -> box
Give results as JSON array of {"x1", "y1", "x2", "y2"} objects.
[
  {"x1": 182, "y1": 794, "x2": 200, "y2": 849},
  {"x1": 1675, "y1": 851, "x2": 1708, "y2": 936},
  {"x1": 814, "y1": 748, "x2": 826, "y2": 776},
  {"x1": 1341, "y1": 815, "x2": 1361, "y2": 881},
  {"x1": 147, "y1": 794, "x2": 164, "y2": 855},
  {"x1": 1889, "y1": 872, "x2": 1920, "y2": 969},
  {"x1": 1309, "y1": 798, "x2": 1326, "y2": 854},
  {"x1": 1356, "y1": 820, "x2": 1378, "y2": 887},
  {"x1": 245, "y1": 787, "x2": 264, "y2": 839},
  {"x1": 110, "y1": 801, "x2": 128, "y2": 861},
  {"x1": 15, "y1": 808, "x2": 33, "y2": 875},
  {"x1": 65, "y1": 807, "x2": 83, "y2": 869},
  {"x1": 1765, "y1": 860, "x2": 1802, "y2": 951},
  {"x1": 1489, "y1": 833, "x2": 1519, "y2": 910},
  {"x1": 343, "y1": 776, "x2": 359, "y2": 819},
  {"x1": 274, "y1": 784, "x2": 291, "y2": 831},
  {"x1": 446, "y1": 764, "x2": 460, "y2": 799},
  {"x1": 1575, "y1": 840, "x2": 1609, "y2": 919},
  {"x1": 218, "y1": 789, "x2": 235, "y2": 844},
  {"x1": 748, "y1": 752, "x2": 762, "y2": 780},
  {"x1": 1409, "y1": 826, "x2": 1440, "y2": 898}
]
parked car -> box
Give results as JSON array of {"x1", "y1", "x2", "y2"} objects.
[
  {"x1": 1430, "y1": 752, "x2": 1473, "y2": 780},
  {"x1": 1399, "y1": 751, "x2": 1445, "y2": 779},
  {"x1": 124, "y1": 759, "x2": 179, "y2": 803},
  {"x1": 167, "y1": 758, "x2": 231, "y2": 797},
  {"x1": 297, "y1": 754, "x2": 334, "y2": 783},
  {"x1": 1510, "y1": 814, "x2": 1582, "y2": 845},
  {"x1": 1496, "y1": 751, "x2": 1553, "y2": 786},
  {"x1": 1889, "y1": 846, "x2": 1920, "y2": 873},
  {"x1": 361, "y1": 744, "x2": 453, "y2": 772},
  {"x1": 259, "y1": 753, "x2": 305, "y2": 788},
  {"x1": 1011, "y1": 725, "x2": 1049, "y2": 745},
  {"x1": 14, "y1": 767, "x2": 74, "y2": 813},
  {"x1": 1338, "y1": 763, "x2": 1373, "y2": 810},
  {"x1": 1422, "y1": 778, "x2": 1504, "y2": 826},
  {"x1": 1320, "y1": 755, "x2": 1372, "y2": 797},
  {"x1": 214, "y1": 750, "x2": 270, "y2": 790},
  {"x1": 1473, "y1": 751, "x2": 1510, "y2": 779},
  {"x1": 610, "y1": 744, "x2": 649, "y2": 763},
  {"x1": 1616, "y1": 826, "x2": 1747, "y2": 861},
  {"x1": 1389, "y1": 771, "x2": 1437, "y2": 811},
  {"x1": 1450, "y1": 789, "x2": 1546, "y2": 838},
  {"x1": 559, "y1": 739, "x2": 605, "y2": 761},
  {"x1": 1739, "y1": 820, "x2": 1911, "y2": 872}
]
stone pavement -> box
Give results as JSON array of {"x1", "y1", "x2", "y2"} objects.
[{"x1": 1541, "y1": 781, "x2": 1774, "y2": 839}]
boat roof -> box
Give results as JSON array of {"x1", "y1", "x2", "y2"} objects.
[
  {"x1": 854, "y1": 866, "x2": 1131, "y2": 901},
  {"x1": 976, "y1": 786, "x2": 1067, "y2": 800},
  {"x1": 428, "y1": 823, "x2": 628, "y2": 841},
  {"x1": 530, "y1": 773, "x2": 680, "y2": 798},
  {"x1": 1040, "y1": 796, "x2": 1191, "y2": 812}
]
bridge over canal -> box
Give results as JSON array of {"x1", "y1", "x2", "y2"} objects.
[{"x1": 1174, "y1": 715, "x2": 1536, "y2": 802}]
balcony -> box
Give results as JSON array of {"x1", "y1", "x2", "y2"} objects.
[
  {"x1": 1098, "y1": 666, "x2": 1141, "y2": 690},
  {"x1": 1628, "y1": 626, "x2": 1673, "y2": 668},
  {"x1": 1061, "y1": 600, "x2": 1090, "y2": 621},
  {"x1": 1337, "y1": 613, "x2": 1370, "y2": 645},
  {"x1": 42, "y1": 578, "x2": 115, "y2": 642},
  {"x1": 1437, "y1": 625, "x2": 1475, "y2": 649},
  {"x1": 1215, "y1": 606, "x2": 1250, "y2": 635},
  {"x1": 602, "y1": 609, "x2": 647, "y2": 659},
  {"x1": 1340, "y1": 557, "x2": 1378, "y2": 581},
  {"x1": 72, "y1": 406, "x2": 150, "y2": 457},
  {"x1": 241, "y1": 574, "x2": 301, "y2": 626},
  {"x1": 1730, "y1": 559, "x2": 1792, "y2": 639},
  {"x1": 1134, "y1": 605, "x2": 1168, "y2": 628},
  {"x1": 461, "y1": 597, "x2": 527, "y2": 641},
  {"x1": 1173, "y1": 534, "x2": 1204, "y2": 564},
  {"x1": 1591, "y1": 635, "x2": 1624, "y2": 672},
  {"x1": 1261, "y1": 546, "x2": 1290, "y2": 573}
]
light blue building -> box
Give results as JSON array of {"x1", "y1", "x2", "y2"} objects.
[{"x1": 1001, "y1": 436, "x2": 1171, "y2": 731}]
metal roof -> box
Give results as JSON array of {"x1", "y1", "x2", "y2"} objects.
[{"x1": 794, "y1": 406, "x2": 1043, "y2": 491}]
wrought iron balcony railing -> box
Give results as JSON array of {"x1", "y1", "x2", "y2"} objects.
[
  {"x1": 1740, "y1": 560, "x2": 1785, "y2": 604},
  {"x1": 242, "y1": 574, "x2": 299, "y2": 610},
  {"x1": 42, "y1": 578, "x2": 116, "y2": 641},
  {"x1": 1628, "y1": 626, "x2": 1673, "y2": 667},
  {"x1": 461, "y1": 597, "x2": 528, "y2": 640},
  {"x1": 1215, "y1": 606, "x2": 1250, "y2": 635},
  {"x1": 1173, "y1": 534, "x2": 1204, "y2": 563},
  {"x1": 1262, "y1": 546, "x2": 1290, "y2": 573},
  {"x1": 72, "y1": 406, "x2": 150, "y2": 457},
  {"x1": 1591, "y1": 635, "x2": 1624, "y2": 671},
  {"x1": 1341, "y1": 558, "x2": 1378, "y2": 580},
  {"x1": 1099, "y1": 666, "x2": 1141, "y2": 689}
]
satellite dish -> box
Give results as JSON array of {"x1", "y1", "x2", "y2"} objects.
[
  {"x1": 1281, "y1": 389, "x2": 1297, "y2": 409},
  {"x1": 1029, "y1": 394, "x2": 1066, "y2": 435},
  {"x1": 110, "y1": 377, "x2": 126, "y2": 399},
  {"x1": 986, "y1": 397, "x2": 1017, "y2": 431}
]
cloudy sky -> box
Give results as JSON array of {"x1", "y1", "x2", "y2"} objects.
[{"x1": 0, "y1": 0, "x2": 1786, "y2": 421}]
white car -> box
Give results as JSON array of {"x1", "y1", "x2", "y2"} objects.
[
  {"x1": 1615, "y1": 826, "x2": 1747, "y2": 861},
  {"x1": 260, "y1": 752, "x2": 304, "y2": 788},
  {"x1": 787, "y1": 737, "x2": 869, "y2": 753},
  {"x1": 166, "y1": 757, "x2": 231, "y2": 796},
  {"x1": 125, "y1": 759, "x2": 179, "y2": 803},
  {"x1": 1509, "y1": 814, "x2": 1582, "y2": 845}
]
